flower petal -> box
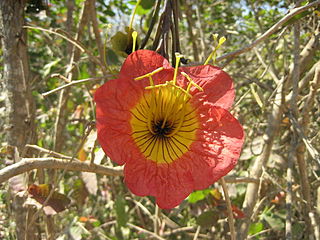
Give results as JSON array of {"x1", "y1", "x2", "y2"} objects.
[
  {"x1": 186, "y1": 101, "x2": 244, "y2": 189},
  {"x1": 94, "y1": 79, "x2": 143, "y2": 165},
  {"x1": 179, "y1": 65, "x2": 235, "y2": 110},
  {"x1": 120, "y1": 50, "x2": 172, "y2": 80},
  {"x1": 124, "y1": 156, "x2": 194, "y2": 209}
]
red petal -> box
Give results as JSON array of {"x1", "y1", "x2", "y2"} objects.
[
  {"x1": 124, "y1": 157, "x2": 194, "y2": 209},
  {"x1": 178, "y1": 65, "x2": 235, "y2": 110},
  {"x1": 187, "y1": 101, "x2": 244, "y2": 188},
  {"x1": 119, "y1": 50, "x2": 173, "y2": 80},
  {"x1": 94, "y1": 79, "x2": 142, "y2": 165}
]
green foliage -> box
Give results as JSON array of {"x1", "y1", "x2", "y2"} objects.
[
  {"x1": 260, "y1": 207, "x2": 285, "y2": 231},
  {"x1": 188, "y1": 189, "x2": 211, "y2": 203},
  {"x1": 196, "y1": 210, "x2": 219, "y2": 228},
  {"x1": 249, "y1": 222, "x2": 264, "y2": 236}
]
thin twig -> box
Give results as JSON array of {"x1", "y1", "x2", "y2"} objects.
[
  {"x1": 162, "y1": 226, "x2": 196, "y2": 237},
  {"x1": 192, "y1": 226, "x2": 201, "y2": 240},
  {"x1": 24, "y1": 25, "x2": 105, "y2": 70},
  {"x1": 127, "y1": 223, "x2": 166, "y2": 240},
  {"x1": 42, "y1": 76, "x2": 110, "y2": 97},
  {"x1": 224, "y1": 176, "x2": 260, "y2": 184},
  {"x1": 140, "y1": 0, "x2": 162, "y2": 49},
  {"x1": 220, "y1": 178, "x2": 236, "y2": 240},
  {"x1": 216, "y1": 0, "x2": 320, "y2": 63},
  {"x1": 309, "y1": 212, "x2": 320, "y2": 240},
  {"x1": 154, "y1": 205, "x2": 160, "y2": 235},
  {"x1": 89, "y1": 0, "x2": 108, "y2": 75}
]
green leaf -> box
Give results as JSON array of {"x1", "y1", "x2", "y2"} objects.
[
  {"x1": 103, "y1": 9, "x2": 115, "y2": 17},
  {"x1": 136, "y1": 5, "x2": 150, "y2": 15},
  {"x1": 111, "y1": 31, "x2": 129, "y2": 52},
  {"x1": 141, "y1": 0, "x2": 155, "y2": 9},
  {"x1": 115, "y1": 196, "x2": 128, "y2": 227},
  {"x1": 196, "y1": 210, "x2": 219, "y2": 228},
  {"x1": 249, "y1": 222, "x2": 264, "y2": 235},
  {"x1": 188, "y1": 189, "x2": 211, "y2": 203},
  {"x1": 250, "y1": 83, "x2": 264, "y2": 108},
  {"x1": 260, "y1": 208, "x2": 284, "y2": 231}
]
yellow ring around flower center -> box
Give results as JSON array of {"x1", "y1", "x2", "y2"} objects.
[{"x1": 130, "y1": 84, "x2": 199, "y2": 164}]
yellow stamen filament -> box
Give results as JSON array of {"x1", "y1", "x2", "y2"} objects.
[
  {"x1": 173, "y1": 52, "x2": 183, "y2": 85},
  {"x1": 132, "y1": 31, "x2": 138, "y2": 52},
  {"x1": 204, "y1": 35, "x2": 226, "y2": 65},
  {"x1": 181, "y1": 72, "x2": 204, "y2": 93},
  {"x1": 134, "y1": 67, "x2": 164, "y2": 83}
]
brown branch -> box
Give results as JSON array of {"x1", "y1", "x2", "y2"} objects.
[
  {"x1": 140, "y1": 0, "x2": 162, "y2": 49},
  {"x1": 216, "y1": 0, "x2": 320, "y2": 63},
  {"x1": 0, "y1": 157, "x2": 123, "y2": 185},
  {"x1": 89, "y1": 0, "x2": 108, "y2": 75},
  {"x1": 53, "y1": 0, "x2": 92, "y2": 153},
  {"x1": 286, "y1": 19, "x2": 301, "y2": 239},
  {"x1": 223, "y1": 176, "x2": 259, "y2": 184},
  {"x1": 220, "y1": 178, "x2": 235, "y2": 240},
  {"x1": 184, "y1": 0, "x2": 199, "y2": 62}
]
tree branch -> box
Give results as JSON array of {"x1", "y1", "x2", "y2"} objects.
[{"x1": 0, "y1": 158, "x2": 123, "y2": 185}]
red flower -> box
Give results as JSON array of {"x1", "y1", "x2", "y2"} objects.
[{"x1": 94, "y1": 50, "x2": 244, "y2": 209}]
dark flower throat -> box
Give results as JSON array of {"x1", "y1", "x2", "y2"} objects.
[{"x1": 152, "y1": 119, "x2": 173, "y2": 137}]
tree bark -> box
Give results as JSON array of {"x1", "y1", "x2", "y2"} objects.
[{"x1": 0, "y1": 0, "x2": 37, "y2": 239}]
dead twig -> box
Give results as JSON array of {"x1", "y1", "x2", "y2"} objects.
[{"x1": 127, "y1": 222, "x2": 166, "y2": 240}]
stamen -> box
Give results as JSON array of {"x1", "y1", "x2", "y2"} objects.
[
  {"x1": 173, "y1": 52, "x2": 183, "y2": 85},
  {"x1": 132, "y1": 31, "x2": 138, "y2": 52},
  {"x1": 204, "y1": 34, "x2": 226, "y2": 65},
  {"x1": 181, "y1": 72, "x2": 203, "y2": 93},
  {"x1": 134, "y1": 67, "x2": 164, "y2": 82},
  {"x1": 146, "y1": 81, "x2": 192, "y2": 98}
]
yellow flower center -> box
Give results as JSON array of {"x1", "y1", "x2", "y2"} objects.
[{"x1": 130, "y1": 54, "x2": 203, "y2": 164}]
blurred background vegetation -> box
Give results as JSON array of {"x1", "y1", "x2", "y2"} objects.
[{"x1": 0, "y1": 0, "x2": 319, "y2": 239}]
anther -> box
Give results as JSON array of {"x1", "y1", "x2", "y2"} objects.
[
  {"x1": 134, "y1": 67, "x2": 164, "y2": 81},
  {"x1": 181, "y1": 72, "x2": 203, "y2": 93},
  {"x1": 132, "y1": 31, "x2": 138, "y2": 52}
]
